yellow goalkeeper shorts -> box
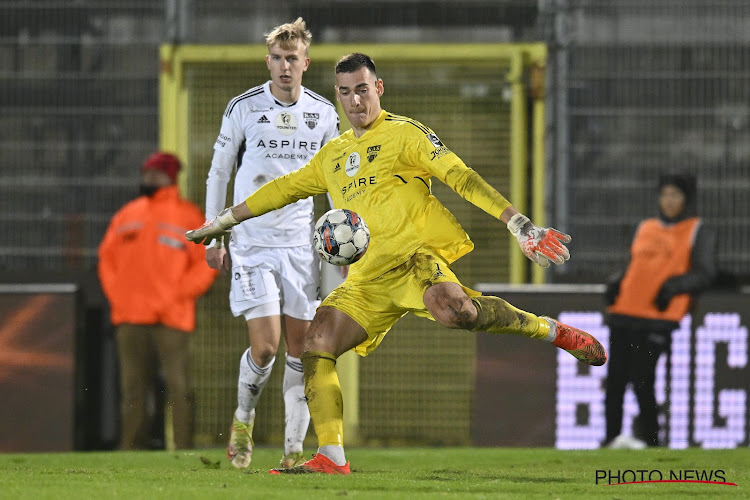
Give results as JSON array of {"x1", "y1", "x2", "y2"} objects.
[{"x1": 321, "y1": 247, "x2": 480, "y2": 356}]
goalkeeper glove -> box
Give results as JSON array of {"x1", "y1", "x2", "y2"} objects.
[
  {"x1": 185, "y1": 208, "x2": 239, "y2": 245},
  {"x1": 507, "y1": 213, "x2": 571, "y2": 268}
]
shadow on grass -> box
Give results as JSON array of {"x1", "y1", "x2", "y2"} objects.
[{"x1": 415, "y1": 469, "x2": 571, "y2": 484}]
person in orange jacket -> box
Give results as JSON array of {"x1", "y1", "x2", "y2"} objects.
[
  {"x1": 603, "y1": 171, "x2": 716, "y2": 448},
  {"x1": 98, "y1": 152, "x2": 218, "y2": 450}
]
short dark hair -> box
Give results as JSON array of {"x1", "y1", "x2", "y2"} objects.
[
  {"x1": 335, "y1": 53, "x2": 377, "y2": 77},
  {"x1": 658, "y1": 171, "x2": 696, "y2": 200}
]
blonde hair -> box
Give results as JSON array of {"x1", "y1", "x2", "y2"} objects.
[{"x1": 265, "y1": 17, "x2": 312, "y2": 54}]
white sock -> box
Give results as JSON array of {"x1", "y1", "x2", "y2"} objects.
[
  {"x1": 283, "y1": 354, "x2": 311, "y2": 455},
  {"x1": 542, "y1": 317, "x2": 558, "y2": 343},
  {"x1": 235, "y1": 347, "x2": 274, "y2": 423},
  {"x1": 318, "y1": 445, "x2": 347, "y2": 466}
]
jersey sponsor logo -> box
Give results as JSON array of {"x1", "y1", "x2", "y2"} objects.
[
  {"x1": 303, "y1": 112, "x2": 319, "y2": 129},
  {"x1": 426, "y1": 133, "x2": 444, "y2": 148},
  {"x1": 341, "y1": 175, "x2": 377, "y2": 199},
  {"x1": 275, "y1": 112, "x2": 298, "y2": 136},
  {"x1": 256, "y1": 139, "x2": 319, "y2": 151},
  {"x1": 366, "y1": 145, "x2": 381, "y2": 162},
  {"x1": 265, "y1": 153, "x2": 309, "y2": 160},
  {"x1": 257, "y1": 115, "x2": 270, "y2": 124},
  {"x1": 426, "y1": 132, "x2": 451, "y2": 159},
  {"x1": 333, "y1": 163, "x2": 341, "y2": 173},
  {"x1": 345, "y1": 152, "x2": 361, "y2": 177},
  {"x1": 215, "y1": 133, "x2": 232, "y2": 147},
  {"x1": 430, "y1": 146, "x2": 451, "y2": 160}
]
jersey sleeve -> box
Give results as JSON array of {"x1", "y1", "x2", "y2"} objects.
[
  {"x1": 245, "y1": 153, "x2": 328, "y2": 217},
  {"x1": 205, "y1": 105, "x2": 244, "y2": 220},
  {"x1": 405, "y1": 125, "x2": 512, "y2": 219}
]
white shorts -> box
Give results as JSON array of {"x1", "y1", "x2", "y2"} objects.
[{"x1": 228, "y1": 242, "x2": 321, "y2": 321}]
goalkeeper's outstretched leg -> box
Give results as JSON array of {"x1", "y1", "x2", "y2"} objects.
[{"x1": 425, "y1": 285, "x2": 607, "y2": 366}]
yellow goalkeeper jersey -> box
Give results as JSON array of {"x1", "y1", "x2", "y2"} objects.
[{"x1": 245, "y1": 110, "x2": 511, "y2": 281}]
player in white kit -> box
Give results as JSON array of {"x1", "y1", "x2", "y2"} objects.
[{"x1": 203, "y1": 18, "x2": 339, "y2": 469}]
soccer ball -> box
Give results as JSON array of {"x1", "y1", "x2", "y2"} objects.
[{"x1": 313, "y1": 209, "x2": 370, "y2": 266}]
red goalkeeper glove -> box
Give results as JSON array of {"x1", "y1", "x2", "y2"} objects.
[
  {"x1": 185, "y1": 208, "x2": 239, "y2": 245},
  {"x1": 507, "y1": 213, "x2": 571, "y2": 268}
]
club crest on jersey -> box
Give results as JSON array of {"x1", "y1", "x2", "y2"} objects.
[
  {"x1": 345, "y1": 152, "x2": 361, "y2": 177},
  {"x1": 303, "y1": 112, "x2": 319, "y2": 130},
  {"x1": 366, "y1": 145, "x2": 381, "y2": 162},
  {"x1": 275, "y1": 112, "x2": 298, "y2": 136},
  {"x1": 426, "y1": 133, "x2": 443, "y2": 148}
]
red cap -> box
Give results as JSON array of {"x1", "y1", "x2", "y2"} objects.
[{"x1": 141, "y1": 152, "x2": 181, "y2": 183}]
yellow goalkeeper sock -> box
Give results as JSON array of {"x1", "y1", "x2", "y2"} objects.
[
  {"x1": 470, "y1": 295, "x2": 553, "y2": 341},
  {"x1": 301, "y1": 351, "x2": 344, "y2": 447}
]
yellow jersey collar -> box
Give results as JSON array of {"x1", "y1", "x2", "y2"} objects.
[
  {"x1": 352, "y1": 110, "x2": 387, "y2": 139},
  {"x1": 371, "y1": 109, "x2": 388, "y2": 130}
]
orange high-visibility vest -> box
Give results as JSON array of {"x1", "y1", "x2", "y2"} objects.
[
  {"x1": 607, "y1": 217, "x2": 701, "y2": 322},
  {"x1": 98, "y1": 186, "x2": 218, "y2": 332}
]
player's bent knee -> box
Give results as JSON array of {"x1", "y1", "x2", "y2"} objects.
[
  {"x1": 453, "y1": 296, "x2": 478, "y2": 329},
  {"x1": 432, "y1": 295, "x2": 478, "y2": 330}
]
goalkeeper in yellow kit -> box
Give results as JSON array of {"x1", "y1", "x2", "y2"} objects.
[{"x1": 186, "y1": 53, "x2": 607, "y2": 474}]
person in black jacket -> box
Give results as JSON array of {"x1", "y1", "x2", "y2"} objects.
[{"x1": 603, "y1": 171, "x2": 716, "y2": 448}]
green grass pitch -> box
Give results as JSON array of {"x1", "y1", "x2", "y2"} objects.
[{"x1": 1, "y1": 447, "x2": 748, "y2": 499}]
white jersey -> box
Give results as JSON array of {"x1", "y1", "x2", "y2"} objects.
[{"x1": 206, "y1": 81, "x2": 339, "y2": 247}]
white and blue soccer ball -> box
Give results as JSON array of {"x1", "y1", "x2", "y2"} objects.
[{"x1": 313, "y1": 209, "x2": 370, "y2": 266}]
